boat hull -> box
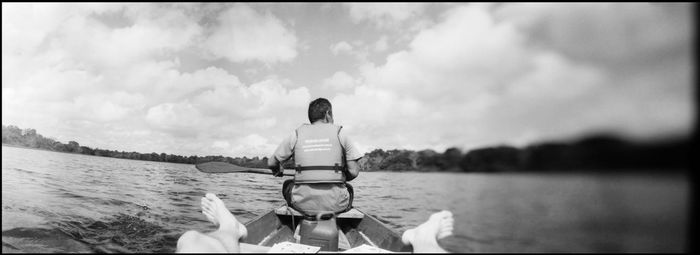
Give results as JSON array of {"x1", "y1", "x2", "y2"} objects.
[{"x1": 241, "y1": 205, "x2": 412, "y2": 252}]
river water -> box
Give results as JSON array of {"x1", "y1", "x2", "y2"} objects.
[{"x1": 1, "y1": 145, "x2": 688, "y2": 252}]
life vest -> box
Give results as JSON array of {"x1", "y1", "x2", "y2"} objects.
[{"x1": 293, "y1": 123, "x2": 346, "y2": 184}]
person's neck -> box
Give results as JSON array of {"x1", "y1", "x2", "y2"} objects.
[{"x1": 311, "y1": 120, "x2": 331, "y2": 125}]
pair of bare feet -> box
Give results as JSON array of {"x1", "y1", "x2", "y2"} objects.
[{"x1": 179, "y1": 193, "x2": 453, "y2": 253}]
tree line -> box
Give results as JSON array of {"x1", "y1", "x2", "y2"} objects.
[
  {"x1": 2, "y1": 124, "x2": 689, "y2": 172},
  {"x1": 359, "y1": 135, "x2": 689, "y2": 172},
  {"x1": 1, "y1": 125, "x2": 269, "y2": 167}
]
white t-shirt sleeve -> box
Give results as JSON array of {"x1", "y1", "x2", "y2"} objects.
[
  {"x1": 271, "y1": 131, "x2": 297, "y2": 162},
  {"x1": 339, "y1": 129, "x2": 364, "y2": 161}
]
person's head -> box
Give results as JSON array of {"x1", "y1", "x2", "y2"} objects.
[{"x1": 308, "y1": 98, "x2": 333, "y2": 124}]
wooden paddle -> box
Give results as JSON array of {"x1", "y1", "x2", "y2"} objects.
[{"x1": 195, "y1": 161, "x2": 294, "y2": 176}]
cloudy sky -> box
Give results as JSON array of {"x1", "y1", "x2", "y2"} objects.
[{"x1": 2, "y1": 3, "x2": 694, "y2": 158}]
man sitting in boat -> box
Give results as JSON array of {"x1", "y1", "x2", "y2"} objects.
[
  {"x1": 175, "y1": 193, "x2": 455, "y2": 253},
  {"x1": 267, "y1": 98, "x2": 363, "y2": 217}
]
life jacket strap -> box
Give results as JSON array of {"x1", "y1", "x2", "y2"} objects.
[{"x1": 295, "y1": 164, "x2": 343, "y2": 173}]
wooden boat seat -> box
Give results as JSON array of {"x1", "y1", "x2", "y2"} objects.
[{"x1": 275, "y1": 206, "x2": 364, "y2": 219}]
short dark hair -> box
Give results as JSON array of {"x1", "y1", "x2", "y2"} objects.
[{"x1": 308, "y1": 98, "x2": 332, "y2": 123}]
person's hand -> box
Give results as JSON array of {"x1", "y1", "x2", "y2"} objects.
[{"x1": 269, "y1": 164, "x2": 283, "y2": 177}]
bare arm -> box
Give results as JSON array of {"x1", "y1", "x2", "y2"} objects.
[
  {"x1": 339, "y1": 129, "x2": 363, "y2": 182},
  {"x1": 267, "y1": 155, "x2": 280, "y2": 168},
  {"x1": 269, "y1": 131, "x2": 296, "y2": 177},
  {"x1": 345, "y1": 159, "x2": 360, "y2": 181}
]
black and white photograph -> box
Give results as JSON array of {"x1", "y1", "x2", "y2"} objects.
[{"x1": 1, "y1": 2, "x2": 693, "y2": 253}]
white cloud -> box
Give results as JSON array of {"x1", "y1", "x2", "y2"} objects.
[
  {"x1": 135, "y1": 76, "x2": 311, "y2": 154},
  {"x1": 504, "y1": 52, "x2": 605, "y2": 100},
  {"x1": 2, "y1": 3, "x2": 311, "y2": 156},
  {"x1": 72, "y1": 92, "x2": 146, "y2": 122},
  {"x1": 247, "y1": 79, "x2": 311, "y2": 117},
  {"x1": 490, "y1": 2, "x2": 694, "y2": 139},
  {"x1": 332, "y1": 85, "x2": 431, "y2": 151},
  {"x1": 243, "y1": 117, "x2": 277, "y2": 129},
  {"x1": 494, "y1": 3, "x2": 693, "y2": 69},
  {"x1": 334, "y1": 4, "x2": 692, "y2": 152},
  {"x1": 330, "y1": 41, "x2": 353, "y2": 55},
  {"x1": 230, "y1": 134, "x2": 274, "y2": 158},
  {"x1": 212, "y1": 140, "x2": 230, "y2": 150},
  {"x1": 40, "y1": 5, "x2": 202, "y2": 70},
  {"x1": 346, "y1": 3, "x2": 427, "y2": 29},
  {"x1": 204, "y1": 4, "x2": 298, "y2": 64},
  {"x1": 2, "y1": 3, "x2": 123, "y2": 57},
  {"x1": 322, "y1": 71, "x2": 358, "y2": 91},
  {"x1": 363, "y1": 5, "x2": 532, "y2": 102},
  {"x1": 191, "y1": 80, "x2": 262, "y2": 118},
  {"x1": 145, "y1": 101, "x2": 203, "y2": 138},
  {"x1": 330, "y1": 40, "x2": 373, "y2": 63},
  {"x1": 373, "y1": 36, "x2": 389, "y2": 52},
  {"x1": 2, "y1": 3, "x2": 691, "y2": 158}
]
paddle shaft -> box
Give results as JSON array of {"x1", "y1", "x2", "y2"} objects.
[
  {"x1": 195, "y1": 162, "x2": 295, "y2": 176},
  {"x1": 236, "y1": 168, "x2": 295, "y2": 176}
]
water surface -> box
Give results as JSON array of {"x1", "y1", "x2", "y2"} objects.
[{"x1": 1, "y1": 145, "x2": 688, "y2": 252}]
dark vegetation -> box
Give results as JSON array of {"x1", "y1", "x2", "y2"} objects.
[
  {"x1": 2, "y1": 124, "x2": 270, "y2": 168},
  {"x1": 2, "y1": 124, "x2": 689, "y2": 172},
  {"x1": 358, "y1": 135, "x2": 688, "y2": 172}
]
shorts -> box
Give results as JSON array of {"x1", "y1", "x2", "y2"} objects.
[{"x1": 283, "y1": 180, "x2": 354, "y2": 216}]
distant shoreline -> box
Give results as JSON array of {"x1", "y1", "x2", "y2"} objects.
[
  {"x1": 3, "y1": 124, "x2": 690, "y2": 173},
  {"x1": 1, "y1": 143, "x2": 193, "y2": 165},
  {"x1": 0, "y1": 143, "x2": 434, "y2": 173},
  {"x1": 2, "y1": 143, "x2": 688, "y2": 177},
  {"x1": 2, "y1": 143, "x2": 71, "y2": 154},
  {"x1": 0, "y1": 143, "x2": 449, "y2": 173}
]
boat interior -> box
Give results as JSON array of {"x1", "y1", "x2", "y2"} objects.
[{"x1": 242, "y1": 205, "x2": 412, "y2": 252}]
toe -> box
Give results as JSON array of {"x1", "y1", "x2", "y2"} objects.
[
  {"x1": 401, "y1": 229, "x2": 415, "y2": 245},
  {"x1": 439, "y1": 211, "x2": 453, "y2": 219},
  {"x1": 239, "y1": 224, "x2": 248, "y2": 239}
]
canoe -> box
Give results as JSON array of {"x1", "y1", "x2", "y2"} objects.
[{"x1": 242, "y1": 205, "x2": 413, "y2": 252}]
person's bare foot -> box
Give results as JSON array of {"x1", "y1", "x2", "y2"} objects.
[
  {"x1": 401, "y1": 210, "x2": 454, "y2": 253},
  {"x1": 436, "y1": 211, "x2": 454, "y2": 240},
  {"x1": 201, "y1": 193, "x2": 247, "y2": 240}
]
